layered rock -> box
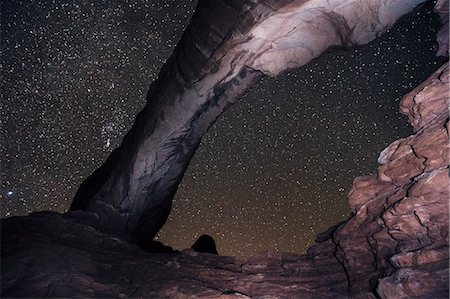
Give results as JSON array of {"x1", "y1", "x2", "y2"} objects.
[
  {"x1": 376, "y1": 63, "x2": 449, "y2": 299},
  {"x1": 333, "y1": 61, "x2": 449, "y2": 298},
  {"x1": 70, "y1": 0, "x2": 430, "y2": 244}
]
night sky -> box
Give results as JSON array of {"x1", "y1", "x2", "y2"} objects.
[{"x1": 1, "y1": 0, "x2": 446, "y2": 256}]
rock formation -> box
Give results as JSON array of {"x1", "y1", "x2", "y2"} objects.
[
  {"x1": 1, "y1": 0, "x2": 448, "y2": 298},
  {"x1": 191, "y1": 234, "x2": 219, "y2": 254},
  {"x1": 322, "y1": 60, "x2": 449, "y2": 297},
  {"x1": 70, "y1": 0, "x2": 432, "y2": 245}
]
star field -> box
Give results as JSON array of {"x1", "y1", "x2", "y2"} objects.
[{"x1": 1, "y1": 0, "x2": 446, "y2": 256}]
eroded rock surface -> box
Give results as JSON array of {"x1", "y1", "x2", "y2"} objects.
[
  {"x1": 0, "y1": 212, "x2": 353, "y2": 298},
  {"x1": 335, "y1": 61, "x2": 449, "y2": 298}
]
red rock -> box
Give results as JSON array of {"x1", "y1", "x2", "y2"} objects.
[
  {"x1": 390, "y1": 246, "x2": 449, "y2": 268},
  {"x1": 377, "y1": 268, "x2": 449, "y2": 299}
]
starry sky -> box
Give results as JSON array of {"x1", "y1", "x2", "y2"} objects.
[{"x1": 1, "y1": 0, "x2": 446, "y2": 256}]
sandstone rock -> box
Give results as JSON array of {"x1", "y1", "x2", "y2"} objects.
[
  {"x1": 390, "y1": 246, "x2": 449, "y2": 268},
  {"x1": 400, "y1": 63, "x2": 449, "y2": 131},
  {"x1": 1, "y1": 212, "x2": 350, "y2": 298},
  {"x1": 377, "y1": 268, "x2": 449, "y2": 299}
]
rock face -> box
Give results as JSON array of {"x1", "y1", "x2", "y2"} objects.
[
  {"x1": 375, "y1": 64, "x2": 449, "y2": 299},
  {"x1": 70, "y1": 0, "x2": 430, "y2": 244},
  {"x1": 335, "y1": 61, "x2": 449, "y2": 298}
]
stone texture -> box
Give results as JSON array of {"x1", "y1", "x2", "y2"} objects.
[
  {"x1": 1, "y1": 212, "x2": 352, "y2": 298},
  {"x1": 70, "y1": 0, "x2": 431, "y2": 245},
  {"x1": 372, "y1": 61, "x2": 449, "y2": 298},
  {"x1": 328, "y1": 61, "x2": 449, "y2": 298}
]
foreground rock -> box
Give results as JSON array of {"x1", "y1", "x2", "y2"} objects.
[
  {"x1": 1, "y1": 211, "x2": 350, "y2": 298},
  {"x1": 336, "y1": 61, "x2": 449, "y2": 298},
  {"x1": 2, "y1": 61, "x2": 448, "y2": 298}
]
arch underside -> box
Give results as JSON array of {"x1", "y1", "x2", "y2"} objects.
[{"x1": 70, "y1": 0, "x2": 432, "y2": 242}]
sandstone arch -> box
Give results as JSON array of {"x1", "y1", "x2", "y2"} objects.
[{"x1": 71, "y1": 0, "x2": 435, "y2": 245}]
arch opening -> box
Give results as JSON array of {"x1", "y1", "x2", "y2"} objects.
[
  {"x1": 66, "y1": 0, "x2": 446, "y2": 249},
  {"x1": 156, "y1": 5, "x2": 446, "y2": 256}
]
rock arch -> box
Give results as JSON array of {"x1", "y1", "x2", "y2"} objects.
[{"x1": 70, "y1": 0, "x2": 437, "y2": 246}]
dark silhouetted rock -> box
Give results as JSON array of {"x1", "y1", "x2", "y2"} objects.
[{"x1": 191, "y1": 234, "x2": 219, "y2": 254}]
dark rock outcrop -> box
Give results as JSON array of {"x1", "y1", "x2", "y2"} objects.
[
  {"x1": 191, "y1": 234, "x2": 219, "y2": 254},
  {"x1": 332, "y1": 60, "x2": 449, "y2": 297},
  {"x1": 70, "y1": 0, "x2": 432, "y2": 244},
  {"x1": 1, "y1": 212, "x2": 352, "y2": 298},
  {"x1": 139, "y1": 240, "x2": 177, "y2": 253}
]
